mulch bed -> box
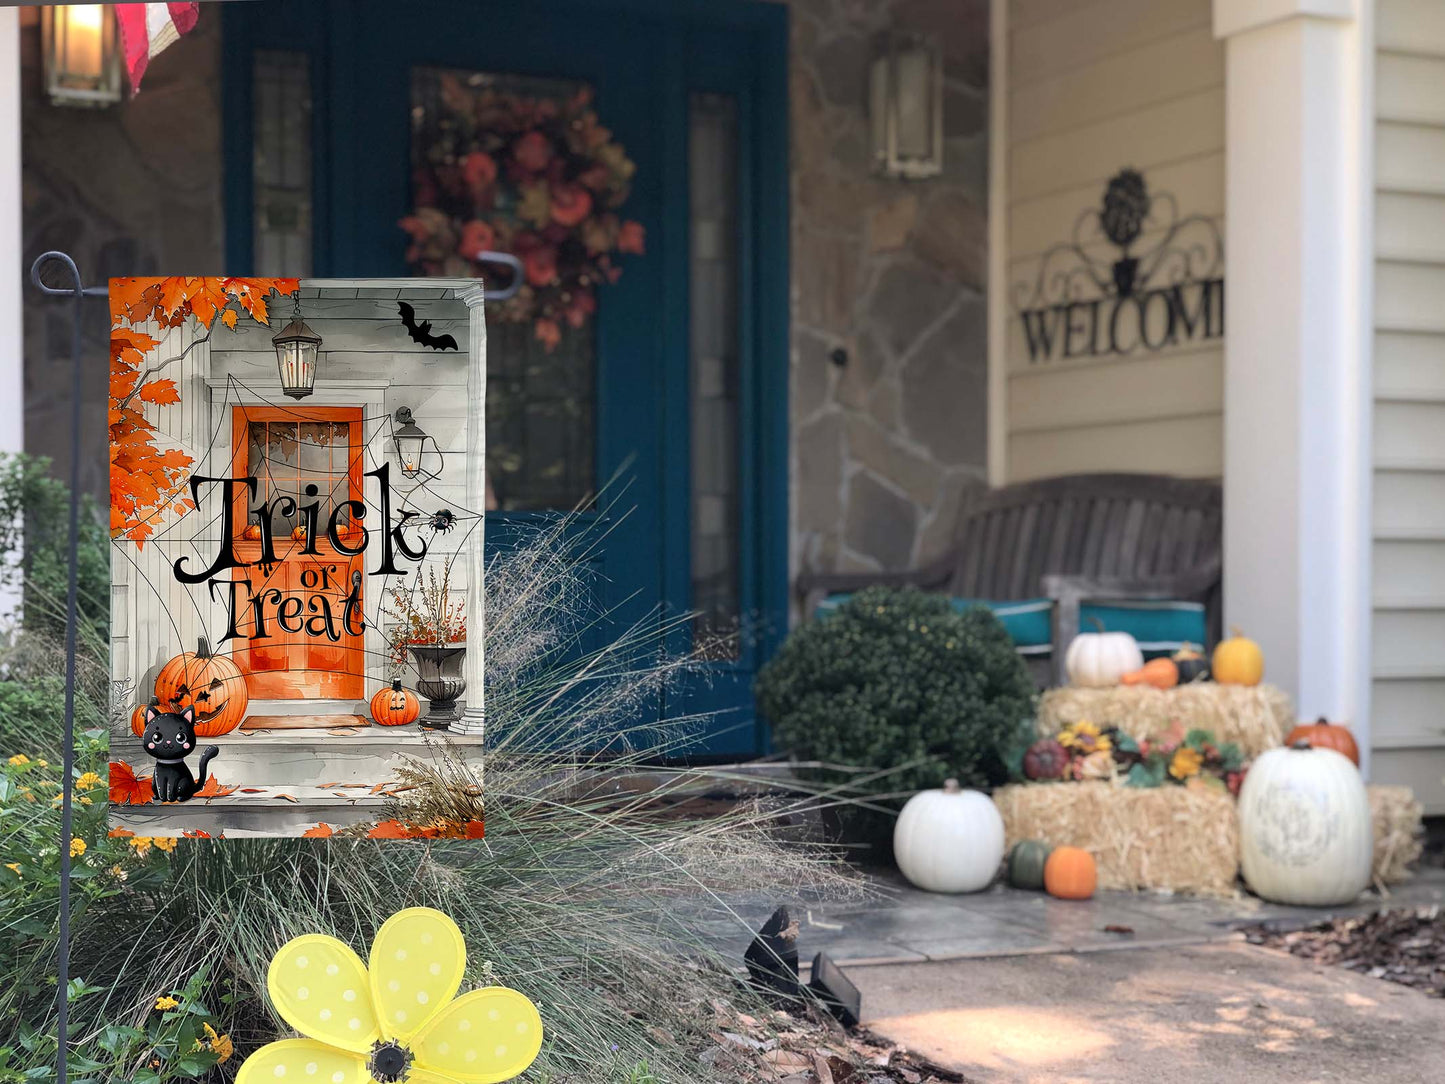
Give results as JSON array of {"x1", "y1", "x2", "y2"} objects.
[{"x1": 1244, "y1": 907, "x2": 1444, "y2": 997}]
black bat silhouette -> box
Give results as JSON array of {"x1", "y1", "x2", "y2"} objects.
[{"x1": 398, "y1": 301, "x2": 459, "y2": 351}]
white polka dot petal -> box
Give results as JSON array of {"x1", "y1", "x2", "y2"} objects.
[{"x1": 242, "y1": 910, "x2": 539, "y2": 1084}]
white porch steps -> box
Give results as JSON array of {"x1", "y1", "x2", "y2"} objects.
[{"x1": 110, "y1": 725, "x2": 484, "y2": 837}]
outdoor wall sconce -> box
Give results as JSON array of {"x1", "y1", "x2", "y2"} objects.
[
  {"x1": 271, "y1": 295, "x2": 323, "y2": 399},
  {"x1": 42, "y1": 5, "x2": 125, "y2": 107},
  {"x1": 869, "y1": 31, "x2": 944, "y2": 180},
  {"x1": 392, "y1": 407, "x2": 442, "y2": 481}
]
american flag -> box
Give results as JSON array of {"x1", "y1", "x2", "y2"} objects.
[{"x1": 114, "y1": 2, "x2": 201, "y2": 93}]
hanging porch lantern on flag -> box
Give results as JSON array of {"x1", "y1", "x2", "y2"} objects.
[{"x1": 272, "y1": 296, "x2": 323, "y2": 399}]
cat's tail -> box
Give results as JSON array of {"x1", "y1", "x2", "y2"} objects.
[{"x1": 192, "y1": 745, "x2": 220, "y2": 792}]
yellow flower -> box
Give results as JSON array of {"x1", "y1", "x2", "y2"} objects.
[
  {"x1": 155, "y1": 996, "x2": 180, "y2": 1011},
  {"x1": 1169, "y1": 746, "x2": 1204, "y2": 780},
  {"x1": 1059, "y1": 720, "x2": 1111, "y2": 755},
  {"x1": 4, "y1": 862, "x2": 19, "y2": 876},
  {"x1": 79, "y1": 796, "x2": 92, "y2": 806},
  {"x1": 237, "y1": 908, "x2": 542, "y2": 1084},
  {"x1": 35, "y1": 760, "x2": 47, "y2": 769},
  {"x1": 128, "y1": 837, "x2": 153, "y2": 857},
  {"x1": 153, "y1": 837, "x2": 178, "y2": 853},
  {"x1": 203, "y1": 1023, "x2": 234, "y2": 1064},
  {"x1": 69, "y1": 837, "x2": 86, "y2": 858},
  {"x1": 7, "y1": 754, "x2": 28, "y2": 766},
  {"x1": 76, "y1": 772, "x2": 102, "y2": 790},
  {"x1": 109, "y1": 864, "x2": 127, "y2": 880}
]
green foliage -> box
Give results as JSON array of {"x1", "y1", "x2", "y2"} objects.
[
  {"x1": 2, "y1": 503, "x2": 856, "y2": 1084},
  {"x1": 755, "y1": 586, "x2": 1037, "y2": 800},
  {"x1": 0, "y1": 454, "x2": 109, "y2": 645}
]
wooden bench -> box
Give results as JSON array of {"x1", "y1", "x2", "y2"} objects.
[{"x1": 797, "y1": 473, "x2": 1223, "y2": 685}]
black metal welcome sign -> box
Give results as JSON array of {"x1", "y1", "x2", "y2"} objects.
[{"x1": 1013, "y1": 168, "x2": 1224, "y2": 364}]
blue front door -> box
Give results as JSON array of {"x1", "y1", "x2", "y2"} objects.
[{"x1": 223, "y1": 0, "x2": 789, "y2": 756}]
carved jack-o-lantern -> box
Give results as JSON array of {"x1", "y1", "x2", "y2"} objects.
[
  {"x1": 153, "y1": 637, "x2": 249, "y2": 736},
  {"x1": 371, "y1": 680, "x2": 421, "y2": 726}
]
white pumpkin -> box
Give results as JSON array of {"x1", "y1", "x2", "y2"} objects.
[
  {"x1": 1065, "y1": 631, "x2": 1144, "y2": 687},
  {"x1": 893, "y1": 779, "x2": 1005, "y2": 894},
  {"x1": 1238, "y1": 742, "x2": 1373, "y2": 906}
]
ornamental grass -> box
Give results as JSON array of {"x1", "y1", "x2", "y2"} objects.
[{"x1": 1, "y1": 479, "x2": 863, "y2": 1084}]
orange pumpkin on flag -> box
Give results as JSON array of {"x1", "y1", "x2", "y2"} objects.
[
  {"x1": 371, "y1": 680, "x2": 421, "y2": 726},
  {"x1": 153, "y1": 637, "x2": 249, "y2": 736}
]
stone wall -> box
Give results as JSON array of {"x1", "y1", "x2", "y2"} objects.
[
  {"x1": 787, "y1": 0, "x2": 990, "y2": 588},
  {"x1": 19, "y1": 9, "x2": 224, "y2": 501}
]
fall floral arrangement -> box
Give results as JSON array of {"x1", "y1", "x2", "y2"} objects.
[
  {"x1": 1023, "y1": 719, "x2": 1249, "y2": 795},
  {"x1": 383, "y1": 560, "x2": 468, "y2": 654},
  {"x1": 400, "y1": 79, "x2": 645, "y2": 350}
]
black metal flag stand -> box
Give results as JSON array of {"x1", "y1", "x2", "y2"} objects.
[{"x1": 30, "y1": 252, "x2": 106, "y2": 1084}]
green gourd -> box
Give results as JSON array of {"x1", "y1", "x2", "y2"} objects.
[{"x1": 1007, "y1": 840, "x2": 1053, "y2": 891}]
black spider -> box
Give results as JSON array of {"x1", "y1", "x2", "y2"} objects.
[{"x1": 428, "y1": 508, "x2": 457, "y2": 533}]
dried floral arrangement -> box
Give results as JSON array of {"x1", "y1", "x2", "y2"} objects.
[
  {"x1": 1023, "y1": 718, "x2": 1249, "y2": 795},
  {"x1": 401, "y1": 79, "x2": 644, "y2": 350},
  {"x1": 383, "y1": 559, "x2": 468, "y2": 653}
]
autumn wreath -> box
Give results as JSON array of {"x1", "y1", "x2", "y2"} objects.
[{"x1": 400, "y1": 80, "x2": 645, "y2": 351}]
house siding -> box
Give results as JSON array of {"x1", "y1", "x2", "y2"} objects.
[
  {"x1": 1371, "y1": 0, "x2": 1445, "y2": 812},
  {"x1": 1002, "y1": 0, "x2": 1224, "y2": 483}
]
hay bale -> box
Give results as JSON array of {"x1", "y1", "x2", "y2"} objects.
[
  {"x1": 1369, "y1": 784, "x2": 1425, "y2": 888},
  {"x1": 993, "y1": 781, "x2": 1240, "y2": 896},
  {"x1": 1036, "y1": 683, "x2": 1293, "y2": 758}
]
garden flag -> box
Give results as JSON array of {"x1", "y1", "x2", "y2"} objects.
[
  {"x1": 114, "y1": 2, "x2": 200, "y2": 93},
  {"x1": 108, "y1": 277, "x2": 486, "y2": 839}
]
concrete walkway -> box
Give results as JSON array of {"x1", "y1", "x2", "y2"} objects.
[
  {"x1": 857, "y1": 941, "x2": 1445, "y2": 1083},
  {"x1": 703, "y1": 867, "x2": 1445, "y2": 968},
  {"x1": 699, "y1": 869, "x2": 1445, "y2": 1082}
]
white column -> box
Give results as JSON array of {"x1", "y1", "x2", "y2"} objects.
[
  {"x1": 0, "y1": 8, "x2": 24, "y2": 623},
  {"x1": 453, "y1": 285, "x2": 487, "y2": 736},
  {"x1": 1214, "y1": 0, "x2": 1372, "y2": 762}
]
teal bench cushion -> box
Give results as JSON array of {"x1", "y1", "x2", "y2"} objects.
[
  {"x1": 814, "y1": 594, "x2": 1205, "y2": 659},
  {"x1": 1081, "y1": 600, "x2": 1206, "y2": 658}
]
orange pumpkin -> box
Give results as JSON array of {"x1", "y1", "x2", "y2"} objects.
[
  {"x1": 129, "y1": 697, "x2": 160, "y2": 738},
  {"x1": 1044, "y1": 846, "x2": 1097, "y2": 900},
  {"x1": 290, "y1": 525, "x2": 308, "y2": 541},
  {"x1": 1120, "y1": 657, "x2": 1179, "y2": 689},
  {"x1": 1284, "y1": 716, "x2": 1360, "y2": 767},
  {"x1": 153, "y1": 637, "x2": 249, "y2": 736},
  {"x1": 371, "y1": 679, "x2": 420, "y2": 726},
  {"x1": 241, "y1": 524, "x2": 262, "y2": 541}
]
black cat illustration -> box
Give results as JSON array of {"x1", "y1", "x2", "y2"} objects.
[{"x1": 140, "y1": 705, "x2": 220, "y2": 803}]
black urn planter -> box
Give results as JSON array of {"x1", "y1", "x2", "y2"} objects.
[{"x1": 408, "y1": 642, "x2": 466, "y2": 729}]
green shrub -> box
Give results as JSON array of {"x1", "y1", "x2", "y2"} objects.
[
  {"x1": 756, "y1": 586, "x2": 1036, "y2": 801},
  {"x1": 0, "y1": 453, "x2": 109, "y2": 645}
]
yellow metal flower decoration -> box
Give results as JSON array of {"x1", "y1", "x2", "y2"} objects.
[{"x1": 237, "y1": 908, "x2": 542, "y2": 1084}]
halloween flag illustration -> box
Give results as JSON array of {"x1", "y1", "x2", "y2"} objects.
[{"x1": 109, "y1": 277, "x2": 487, "y2": 840}]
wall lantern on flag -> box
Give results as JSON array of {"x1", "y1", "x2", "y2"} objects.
[
  {"x1": 392, "y1": 408, "x2": 442, "y2": 481},
  {"x1": 271, "y1": 296, "x2": 323, "y2": 399},
  {"x1": 41, "y1": 5, "x2": 125, "y2": 107},
  {"x1": 868, "y1": 31, "x2": 944, "y2": 180}
]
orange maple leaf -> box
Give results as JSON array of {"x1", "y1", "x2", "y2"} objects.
[
  {"x1": 366, "y1": 819, "x2": 413, "y2": 839},
  {"x1": 107, "y1": 826, "x2": 136, "y2": 838},
  {"x1": 182, "y1": 829, "x2": 214, "y2": 838},
  {"x1": 108, "y1": 761, "x2": 153, "y2": 805},
  {"x1": 137, "y1": 379, "x2": 181, "y2": 406},
  {"x1": 193, "y1": 776, "x2": 238, "y2": 799},
  {"x1": 302, "y1": 823, "x2": 336, "y2": 838},
  {"x1": 462, "y1": 819, "x2": 485, "y2": 838}
]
